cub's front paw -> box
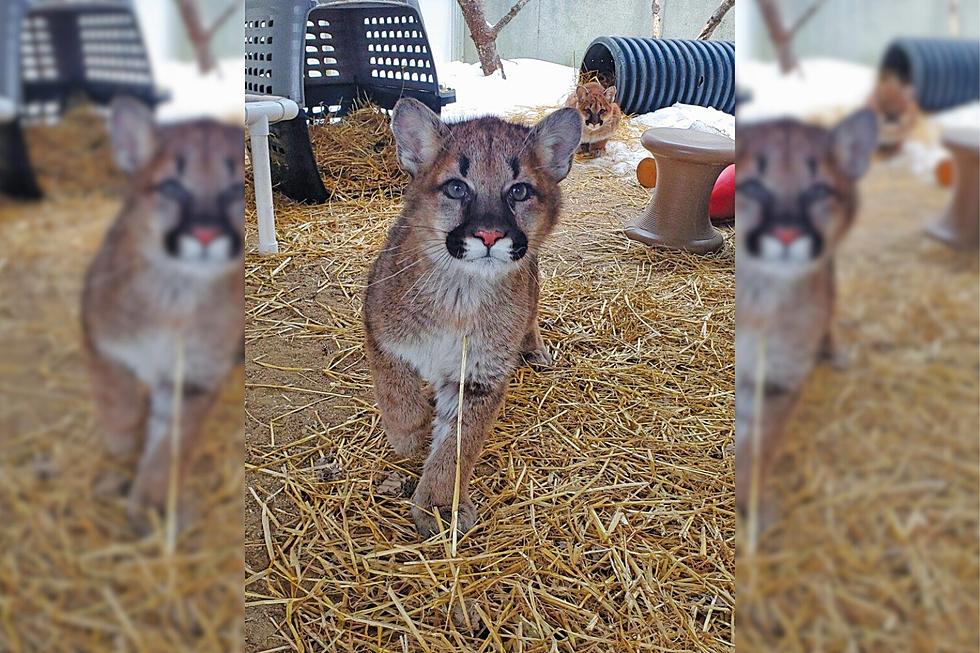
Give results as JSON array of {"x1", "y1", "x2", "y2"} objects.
[
  {"x1": 522, "y1": 346, "x2": 552, "y2": 368},
  {"x1": 410, "y1": 487, "x2": 477, "y2": 538}
]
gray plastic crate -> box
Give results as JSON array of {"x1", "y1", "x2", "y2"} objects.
[
  {"x1": 245, "y1": 0, "x2": 456, "y2": 203},
  {"x1": 0, "y1": 0, "x2": 163, "y2": 198}
]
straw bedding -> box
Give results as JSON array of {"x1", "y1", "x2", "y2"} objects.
[
  {"x1": 244, "y1": 108, "x2": 736, "y2": 651},
  {"x1": 737, "y1": 163, "x2": 980, "y2": 651},
  {"x1": 22, "y1": 103, "x2": 126, "y2": 195},
  {"x1": 309, "y1": 107, "x2": 409, "y2": 201},
  {"x1": 0, "y1": 121, "x2": 244, "y2": 650}
]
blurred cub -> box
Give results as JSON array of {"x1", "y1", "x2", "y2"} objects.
[
  {"x1": 866, "y1": 75, "x2": 920, "y2": 155},
  {"x1": 82, "y1": 98, "x2": 244, "y2": 526},
  {"x1": 564, "y1": 81, "x2": 621, "y2": 156},
  {"x1": 734, "y1": 109, "x2": 877, "y2": 521},
  {"x1": 364, "y1": 99, "x2": 582, "y2": 537}
]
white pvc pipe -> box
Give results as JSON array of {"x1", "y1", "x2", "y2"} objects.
[
  {"x1": 0, "y1": 97, "x2": 16, "y2": 123},
  {"x1": 245, "y1": 96, "x2": 300, "y2": 255}
]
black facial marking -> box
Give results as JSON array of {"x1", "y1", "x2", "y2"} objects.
[
  {"x1": 737, "y1": 179, "x2": 828, "y2": 259},
  {"x1": 161, "y1": 181, "x2": 243, "y2": 259},
  {"x1": 459, "y1": 154, "x2": 470, "y2": 178},
  {"x1": 807, "y1": 157, "x2": 818, "y2": 176},
  {"x1": 444, "y1": 189, "x2": 528, "y2": 262},
  {"x1": 445, "y1": 226, "x2": 466, "y2": 259},
  {"x1": 509, "y1": 156, "x2": 520, "y2": 179},
  {"x1": 756, "y1": 155, "x2": 768, "y2": 174},
  {"x1": 175, "y1": 154, "x2": 187, "y2": 175},
  {"x1": 510, "y1": 231, "x2": 528, "y2": 260}
]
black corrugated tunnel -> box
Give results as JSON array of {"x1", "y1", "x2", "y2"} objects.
[
  {"x1": 880, "y1": 38, "x2": 980, "y2": 112},
  {"x1": 580, "y1": 37, "x2": 735, "y2": 115}
]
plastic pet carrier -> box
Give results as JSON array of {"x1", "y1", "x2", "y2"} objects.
[
  {"x1": 580, "y1": 37, "x2": 735, "y2": 115},
  {"x1": 0, "y1": 0, "x2": 163, "y2": 198},
  {"x1": 1, "y1": 0, "x2": 41, "y2": 198},
  {"x1": 245, "y1": 0, "x2": 456, "y2": 203}
]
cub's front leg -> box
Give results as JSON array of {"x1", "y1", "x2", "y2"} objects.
[
  {"x1": 365, "y1": 335, "x2": 433, "y2": 458},
  {"x1": 411, "y1": 375, "x2": 506, "y2": 537},
  {"x1": 127, "y1": 382, "x2": 216, "y2": 527},
  {"x1": 734, "y1": 377, "x2": 801, "y2": 527},
  {"x1": 87, "y1": 350, "x2": 149, "y2": 459}
]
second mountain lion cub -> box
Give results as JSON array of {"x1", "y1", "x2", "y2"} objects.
[{"x1": 364, "y1": 99, "x2": 582, "y2": 537}]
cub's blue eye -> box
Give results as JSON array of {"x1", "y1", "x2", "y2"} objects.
[
  {"x1": 157, "y1": 179, "x2": 189, "y2": 202},
  {"x1": 442, "y1": 179, "x2": 469, "y2": 200},
  {"x1": 508, "y1": 183, "x2": 533, "y2": 202},
  {"x1": 805, "y1": 183, "x2": 837, "y2": 204}
]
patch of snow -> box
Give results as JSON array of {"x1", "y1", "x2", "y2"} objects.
[
  {"x1": 931, "y1": 102, "x2": 980, "y2": 132},
  {"x1": 583, "y1": 104, "x2": 735, "y2": 179},
  {"x1": 155, "y1": 57, "x2": 245, "y2": 124},
  {"x1": 887, "y1": 102, "x2": 980, "y2": 181},
  {"x1": 439, "y1": 58, "x2": 577, "y2": 121},
  {"x1": 737, "y1": 58, "x2": 876, "y2": 123}
]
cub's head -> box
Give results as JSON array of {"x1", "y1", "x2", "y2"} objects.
[
  {"x1": 735, "y1": 109, "x2": 877, "y2": 272},
  {"x1": 110, "y1": 97, "x2": 244, "y2": 271},
  {"x1": 572, "y1": 82, "x2": 619, "y2": 134},
  {"x1": 867, "y1": 76, "x2": 919, "y2": 153},
  {"x1": 391, "y1": 98, "x2": 582, "y2": 278}
]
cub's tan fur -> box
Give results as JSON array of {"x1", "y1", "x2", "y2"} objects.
[
  {"x1": 866, "y1": 75, "x2": 920, "y2": 155},
  {"x1": 564, "y1": 81, "x2": 621, "y2": 156},
  {"x1": 364, "y1": 99, "x2": 582, "y2": 537},
  {"x1": 735, "y1": 110, "x2": 877, "y2": 520},
  {"x1": 82, "y1": 98, "x2": 244, "y2": 525}
]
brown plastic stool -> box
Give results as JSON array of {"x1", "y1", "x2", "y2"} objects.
[
  {"x1": 625, "y1": 127, "x2": 734, "y2": 254},
  {"x1": 926, "y1": 127, "x2": 979, "y2": 249}
]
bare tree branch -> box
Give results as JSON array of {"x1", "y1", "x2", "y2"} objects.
[
  {"x1": 491, "y1": 0, "x2": 533, "y2": 35},
  {"x1": 949, "y1": 0, "x2": 960, "y2": 36},
  {"x1": 755, "y1": 0, "x2": 828, "y2": 74},
  {"x1": 207, "y1": 0, "x2": 240, "y2": 39},
  {"x1": 174, "y1": 0, "x2": 215, "y2": 74},
  {"x1": 788, "y1": 0, "x2": 828, "y2": 37},
  {"x1": 652, "y1": 0, "x2": 664, "y2": 38},
  {"x1": 457, "y1": 0, "x2": 534, "y2": 77},
  {"x1": 697, "y1": 0, "x2": 735, "y2": 40}
]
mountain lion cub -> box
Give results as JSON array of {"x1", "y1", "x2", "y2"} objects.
[
  {"x1": 364, "y1": 99, "x2": 582, "y2": 537},
  {"x1": 82, "y1": 97, "x2": 244, "y2": 526},
  {"x1": 564, "y1": 81, "x2": 621, "y2": 156},
  {"x1": 735, "y1": 109, "x2": 877, "y2": 521}
]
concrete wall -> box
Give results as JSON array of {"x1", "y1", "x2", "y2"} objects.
[
  {"x1": 135, "y1": 0, "x2": 243, "y2": 65},
  {"x1": 456, "y1": 0, "x2": 735, "y2": 68},
  {"x1": 741, "y1": 0, "x2": 980, "y2": 65}
]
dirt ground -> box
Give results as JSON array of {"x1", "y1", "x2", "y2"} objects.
[{"x1": 0, "y1": 162, "x2": 244, "y2": 649}]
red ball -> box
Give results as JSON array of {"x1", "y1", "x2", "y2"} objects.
[{"x1": 709, "y1": 164, "x2": 735, "y2": 222}]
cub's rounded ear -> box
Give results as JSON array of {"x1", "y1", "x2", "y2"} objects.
[
  {"x1": 831, "y1": 108, "x2": 878, "y2": 180},
  {"x1": 575, "y1": 84, "x2": 588, "y2": 102},
  {"x1": 391, "y1": 98, "x2": 448, "y2": 177},
  {"x1": 109, "y1": 96, "x2": 157, "y2": 175},
  {"x1": 603, "y1": 85, "x2": 617, "y2": 103},
  {"x1": 532, "y1": 107, "x2": 583, "y2": 183}
]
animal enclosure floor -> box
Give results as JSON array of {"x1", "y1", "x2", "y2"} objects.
[
  {"x1": 0, "y1": 189, "x2": 244, "y2": 652},
  {"x1": 243, "y1": 166, "x2": 736, "y2": 652},
  {"x1": 738, "y1": 163, "x2": 980, "y2": 651}
]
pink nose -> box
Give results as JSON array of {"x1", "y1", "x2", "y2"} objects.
[
  {"x1": 772, "y1": 226, "x2": 801, "y2": 246},
  {"x1": 191, "y1": 226, "x2": 220, "y2": 246},
  {"x1": 474, "y1": 229, "x2": 505, "y2": 247}
]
